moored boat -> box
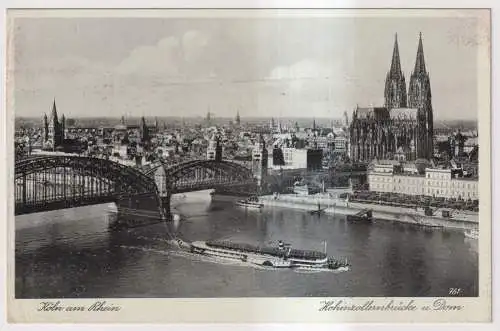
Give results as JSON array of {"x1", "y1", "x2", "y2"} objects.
[
  {"x1": 416, "y1": 222, "x2": 444, "y2": 229},
  {"x1": 346, "y1": 209, "x2": 373, "y2": 222},
  {"x1": 309, "y1": 200, "x2": 327, "y2": 215},
  {"x1": 412, "y1": 215, "x2": 444, "y2": 229}
]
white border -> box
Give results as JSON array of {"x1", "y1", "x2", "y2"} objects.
[{"x1": 1, "y1": 0, "x2": 498, "y2": 330}]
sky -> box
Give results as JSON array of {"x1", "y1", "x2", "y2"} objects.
[{"x1": 10, "y1": 12, "x2": 488, "y2": 120}]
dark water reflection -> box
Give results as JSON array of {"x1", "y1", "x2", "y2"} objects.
[{"x1": 15, "y1": 192, "x2": 478, "y2": 298}]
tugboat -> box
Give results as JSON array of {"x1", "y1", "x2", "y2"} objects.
[
  {"x1": 235, "y1": 195, "x2": 264, "y2": 209},
  {"x1": 346, "y1": 209, "x2": 373, "y2": 222}
]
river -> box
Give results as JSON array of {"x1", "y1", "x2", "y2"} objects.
[{"x1": 15, "y1": 190, "x2": 478, "y2": 298}]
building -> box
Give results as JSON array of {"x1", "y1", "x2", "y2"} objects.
[
  {"x1": 269, "y1": 147, "x2": 307, "y2": 170},
  {"x1": 333, "y1": 134, "x2": 348, "y2": 155},
  {"x1": 112, "y1": 116, "x2": 128, "y2": 143},
  {"x1": 306, "y1": 149, "x2": 323, "y2": 171},
  {"x1": 449, "y1": 130, "x2": 467, "y2": 157},
  {"x1": 268, "y1": 147, "x2": 323, "y2": 171},
  {"x1": 368, "y1": 162, "x2": 478, "y2": 200},
  {"x1": 464, "y1": 137, "x2": 478, "y2": 155},
  {"x1": 350, "y1": 33, "x2": 434, "y2": 163},
  {"x1": 66, "y1": 127, "x2": 99, "y2": 136},
  {"x1": 306, "y1": 135, "x2": 331, "y2": 151},
  {"x1": 42, "y1": 99, "x2": 65, "y2": 150}
]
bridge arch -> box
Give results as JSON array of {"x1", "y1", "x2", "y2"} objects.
[
  {"x1": 147, "y1": 159, "x2": 256, "y2": 194},
  {"x1": 15, "y1": 155, "x2": 163, "y2": 218},
  {"x1": 145, "y1": 159, "x2": 257, "y2": 216}
]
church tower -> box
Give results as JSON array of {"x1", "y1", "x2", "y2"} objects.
[
  {"x1": 343, "y1": 111, "x2": 349, "y2": 128},
  {"x1": 42, "y1": 113, "x2": 49, "y2": 142},
  {"x1": 61, "y1": 114, "x2": 66, "y2": 142},
  {"x1": 235, "y1": 110, "x2": 241, "y2": 126},
  {"x1": 408, "y1": 33, "x2": 433, "y2": 159},
  {"x1": 140, "y1": 116, "x2": 150, "y2": 147},
  {"x1": 252, "y1": 135, "x2": 268, "y2": 187},
  {"x1": 47, "y1": 98, "x2": 62, "y2": 149},
  {"x1": 384, "y1": 34, "x2": 407, "y2": 109}
]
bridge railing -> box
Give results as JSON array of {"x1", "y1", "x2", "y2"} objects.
[{"x1": 140, "y1": 156, "x2": 253, "y2": 175}]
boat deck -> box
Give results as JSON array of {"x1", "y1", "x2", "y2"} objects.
[{"x1": 205, "y1": 240, "x2": 327, "y2": 261}]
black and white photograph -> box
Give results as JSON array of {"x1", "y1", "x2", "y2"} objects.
[{"x1": 5, "y1": 6, "x2": 492, "y2": 324}]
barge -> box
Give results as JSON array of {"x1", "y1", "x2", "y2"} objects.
[
  {"x1": 190, "y1": 240, "x2": 349, "y2": 270},
  {"x1": 346, "y1": 209, "x2": 373, "y2": 223}
]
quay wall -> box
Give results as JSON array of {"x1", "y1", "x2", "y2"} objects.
[{"x1": 259, "y1": 194, "x2": 479, "y2": 230}]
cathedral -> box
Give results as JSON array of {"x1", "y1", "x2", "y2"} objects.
[
  {"x1": 349, "y1": 33, "x2": 434, "y2": 162},
  {"x1": 42, "y1": 99, "x2": 66, "y2": 150}
]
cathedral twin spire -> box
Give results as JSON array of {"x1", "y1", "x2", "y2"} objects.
[
  {"x1": 384, "y1": 33, "x2": 407, "y2": 109},
  {"x1": 384, "y1": 32, "x2": 430, "y2": 110},
  {"x1": 413, "y1": 32, "x2": 427, "y2": 75},
  {"x1": 384, "y1": 32, "x2": 433, "y2": 159},
  {"x1": 408, "y1": 32, "x2": 432, "y2": 109},
  {"x1": 389, "y1": 33, "x2": 403, "y2": 77}
]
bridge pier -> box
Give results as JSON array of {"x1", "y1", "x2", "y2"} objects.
[
  {"x1": 113, "y1": 193, "x2": 166, "y2": 229},
  {"x1": 162, "y1": 191, "x2": 172, "y2": 221}
]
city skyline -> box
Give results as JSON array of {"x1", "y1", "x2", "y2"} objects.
[{"x1": 11, "y1": 14, "x2": 483, "y2": 120}]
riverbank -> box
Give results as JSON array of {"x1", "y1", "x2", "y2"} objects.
[{"x1": 259, "y1": 194, "x2": 479, "y2": 230}]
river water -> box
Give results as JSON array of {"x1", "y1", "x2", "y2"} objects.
[{"x1": 15, "y1": 191, "x2": 478, "y2": 298}]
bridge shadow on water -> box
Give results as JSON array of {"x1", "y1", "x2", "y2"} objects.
[{"x1": 15, "y1": 203, "x2": 180, "y2": 299}]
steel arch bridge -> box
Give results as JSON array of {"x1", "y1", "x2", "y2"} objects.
[
  {"x1": 15, "y1": 155, "x2": 164, "y2": 217},
  {"x1": 15, "y1": 155, "x2": 258, "y2": 220},
  {"x1": 145, "y1": 159, "x2": 257, "y2": 197}
]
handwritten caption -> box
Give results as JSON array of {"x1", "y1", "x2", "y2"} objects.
[
  {"x1": 38, "y1": 301, "x2": 121, "y2": 312},
  {"x1": 37, "y1": 299, "x2": 464, "y2": 313},
  {"x1": 319, "y1": 299, "x2": 463, "y2": 312}
]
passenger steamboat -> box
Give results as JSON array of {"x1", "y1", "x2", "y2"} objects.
[{"x1": 189, "y1": 240, "x2": 350, "y2": 270}]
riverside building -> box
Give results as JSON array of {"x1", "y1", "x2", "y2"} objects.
[{"x1": 368, "y1": 162, "x2": 478, "y2": 200}]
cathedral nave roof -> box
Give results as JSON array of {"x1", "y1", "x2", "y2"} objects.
[{"x1": 389, "y1": 108, "x2": 418, "y2": 120}]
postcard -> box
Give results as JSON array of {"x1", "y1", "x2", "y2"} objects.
[{"x1": 4, "y1": 7, "x2": 492, "y2": 324}]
